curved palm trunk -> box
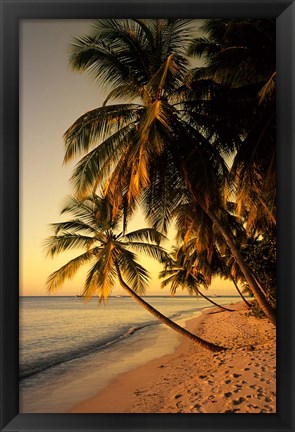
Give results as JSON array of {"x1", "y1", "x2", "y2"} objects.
[
  {"x1": 253, "y1": 273, "x2": 276, "y2": 303},
  {"x1": 177, "y1": 162, "x2": 276, "y2": 325},
  {"x1": 228, "y1": 273, "x2": 252, "y2": 309},
  {"x1": 115, "y1": 264, "x2": 225, "y2": 352},
  {"x1": 204, "y1": 207, "x2": 276, "y2": 326},
  {"x1": 252, "y1": 272, "x2": 269, "y2": 297},
  {"x1": 194, "y1": 286, "x2": 234, "y2": 312}
]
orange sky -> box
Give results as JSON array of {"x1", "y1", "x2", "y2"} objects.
[{"x1": 20, "y1": 20, "x2": 236, "y2": 297}]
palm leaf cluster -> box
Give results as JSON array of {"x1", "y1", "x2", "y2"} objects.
[
  {"x1": 45, "y1": 195, "x2": 166, "y2": 302},
  {"x1": 188, "y1": 19, "x2": 276, "y2": 233}
]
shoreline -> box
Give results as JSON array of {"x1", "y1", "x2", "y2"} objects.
[{"x1": 69, "y1": 302, "x2": 276, "y2": 413}]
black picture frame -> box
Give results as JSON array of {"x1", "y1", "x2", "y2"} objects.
[{"x1": 0, "y1": 1, "x2": 294, "y2": 431}]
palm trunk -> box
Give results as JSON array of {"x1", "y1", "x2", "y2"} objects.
[
  {"x1": 115, "y1": 264, "x2": 225, "y2": 352},
  {"x1": 193, "y1": 285, "x2": 234, "y2": 312},
  {"x1": 228, "y1": 273, "x2": 252, "y2": 309},
  {"x1": 253, "y1": 273, "x2": 276, "y2": 303},
  {"x1": 252, "y1": 272, "x2": 269, "y2": 297},
  {"x1": 204, "y1": 207, "x2": 276, "y2": 326},
  {"x1": 177, "y1": 162, "x2": 276, "y2": 325}
]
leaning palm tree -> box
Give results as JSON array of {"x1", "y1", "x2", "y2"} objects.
[
  {"x1": 149, "y1": 192, "x2": 252, "y2": 309},
  {"x1": 45, "y1": 194, "x2": 225, "y2": 352},
  {"x1": 63, "y1": 19, "x2": 275, "y2": 325},
  {"x1": 160, "y1": 247, "x2": 233, "y2": 312}
]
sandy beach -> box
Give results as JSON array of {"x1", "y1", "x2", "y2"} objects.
[{"x1": 69, "y1": 301, "x2": 276, "y2": 414}]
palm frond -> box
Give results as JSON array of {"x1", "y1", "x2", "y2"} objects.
[
  {"x1": 70, "y1": 123, "x2": 136, "y2": 196},
  {"x1": 122, "y1": 241, "x2": 168, "y2": 263},
  {"x1": 44, "y1": 234, "x2": 95, "y2": 257},
  {"x1": 46, "y1": 251, "x2": 95, "y2": 292},
  {"x1": 82, "y1": 248, "x2": 117, "y2": 302},
  {"x1": 63, "y1": 104, "x2": 142, "y2": 163},
  {"x1": 60, "y1": 195, "x2": 103, "y2": 228},
  {"x1": 258, "y1": 72, "x2": 276, "y2": 105},
  {"x1": 116, "y1": 249, "x2": 149, "y2": 295},
  {"x1": 69, "y1": 35, "x2": 134, "y2": 90},
  {"x1": 122, "y1": 228, "x2": 166, "y2": 245},
  {"x1": 50, "y1": 219, "x2": 97, "y2": 236}
]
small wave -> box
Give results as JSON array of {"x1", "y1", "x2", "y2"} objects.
[
  {"x1": 19, "y1": 307, "x2": 206, "y2": 382},
  {"x1": 19, "y1": 321, "x2": 160, "y2": 381}
]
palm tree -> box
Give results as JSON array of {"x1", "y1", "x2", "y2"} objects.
[
  {"x1": 188, "y1": 19, "x2": 276, "y2": 232},
  {"x1": 45, "y1": 194, "x2": 225, "y2": 352},
  {"x1": 160, "y1": 247, "x2": 234, "y2": 312},
  {"x1": 149, "y1": 192, "x2": 253, "y2": 309},
  {"x1": 63, "y1": 19, "x2": 276, "y2": 325}
]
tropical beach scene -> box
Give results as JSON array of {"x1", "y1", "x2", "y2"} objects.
[{"x1": 20, "y1": 19, "x2": 276, "y2": 414}]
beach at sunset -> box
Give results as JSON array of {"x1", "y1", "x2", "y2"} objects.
[
  {"x1": 20, "y1": 297, "x2": 275, "y2": 414},
  {"x1": 19, "y1": 19, "x2": 277, "y2": 416},
  {"x1": 69, "y1": 302, "x2": 276, "y2": 414}
]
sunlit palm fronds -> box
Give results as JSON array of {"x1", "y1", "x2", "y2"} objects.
[
  {"x1": 63, "y1": 19, "x2": 276, "y2": 324},
  {"x1": 45, "y1": 194, "x2": 168, "y2": 303}
]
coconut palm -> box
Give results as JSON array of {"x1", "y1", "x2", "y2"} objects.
[
  {"x1": 160, "y1": 246, "x2": 234, "y2": 312},
  {"x1": 45, "y1": 194, "x2": 225, "y2": 352},
  {"x1": 63, "y1": 19, "x2": 276, "y2": 325},
  {"x1": 188, "y1": 19, "x2": 276, "y2": 232},
  {"x1": 147, "y1": 189, "x2": 253, "y2": 309}
]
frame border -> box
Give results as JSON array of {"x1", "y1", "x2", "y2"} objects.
[{"x1": 0, "y1": 1, "x2": 294, "y2": 431}]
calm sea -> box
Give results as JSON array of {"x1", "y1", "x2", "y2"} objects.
[{"x1": 19, "y1": 295, "x2": 238, "y2": 412}]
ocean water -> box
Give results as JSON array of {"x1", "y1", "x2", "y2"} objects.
[{"x1": 19, "y1": 295, "x2": 238, "y2": 412}]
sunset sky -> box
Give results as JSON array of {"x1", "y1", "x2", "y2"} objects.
[{"x1": 20, "y1": 19, "x2": 236, "y2": 297}]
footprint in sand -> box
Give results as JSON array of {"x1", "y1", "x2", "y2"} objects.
[
  {"x1": 233, "y1": 397, "x2": 246, "y2": 405},
  {"x1": 193, "y1": 403, "x2": 203, "y2": 412},
  {"x1": 224, "y1": 408, "x2": 240, "y2": 413},
  {"x1": 248, "y1": 403, "x2": 259, "y2": 409}
]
